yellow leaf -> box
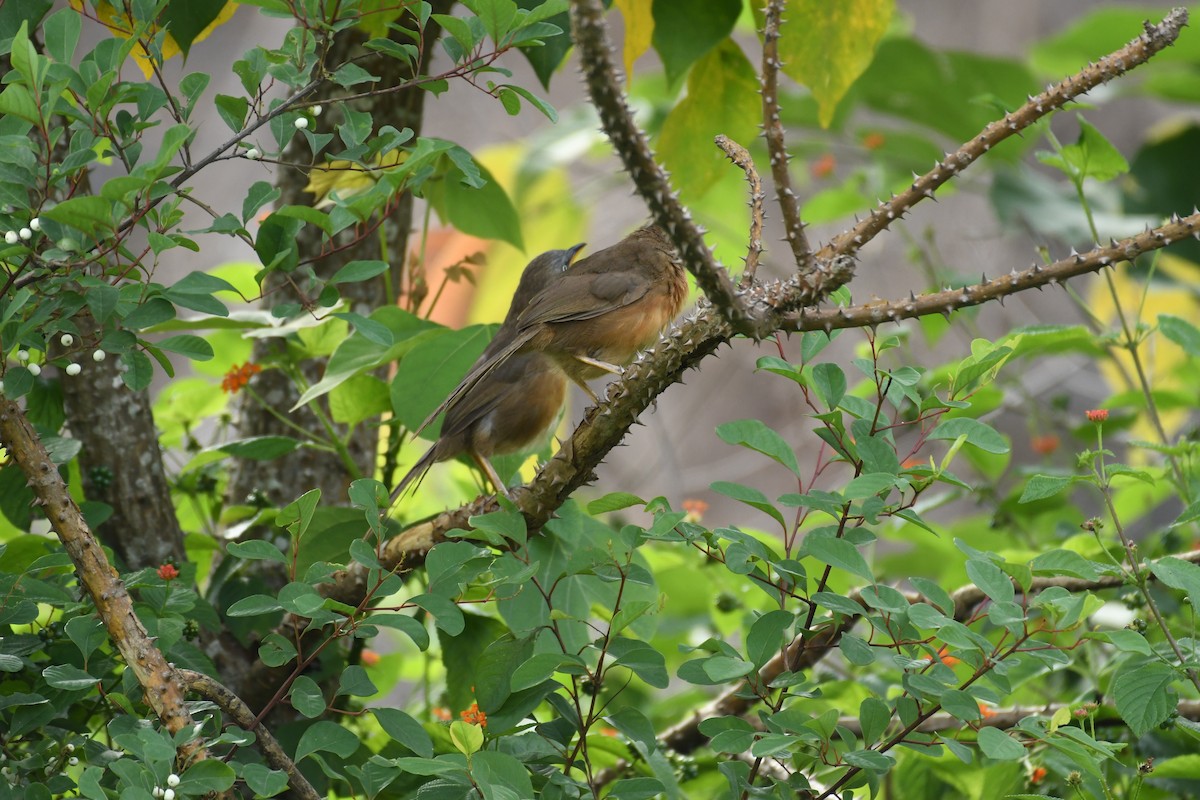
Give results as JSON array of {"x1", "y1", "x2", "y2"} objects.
[
  {"x1": 304, "y1": 151, "x2": 406, "y2": 209},
  {"x1": 69, "y1": 0, "x2": 239, "y2": 79},
  {"x1": 779, "y1": 0, "x2": 893, "y2": 128},
  {"x1": 614, "y1": 0, "x2": 655, "y2": 79}
]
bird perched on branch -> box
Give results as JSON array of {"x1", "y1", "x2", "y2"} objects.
[
  {"x1": 416, "y1": 225, "x2": 687, "y2": 436},
  {"x1": 391, "y1": 244, "x2": 585, "y2": 499}
]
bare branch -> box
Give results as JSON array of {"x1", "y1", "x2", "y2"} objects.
[
  {"x1": 568, "y1": 0, "x2": 764, "y2": 337},
  {"x1": 760, "y1": 0, "x2": 812, "y2": 272},
  {"x1": 715, "y1": 135, "x2": 765, "y2": 287},
  {"x1": 820, "y1": 7, "x2": 1190, "y2": 262},
  {"x1": 179, "y1": 670, "x2": 320, "y2": 800},
  {"x1": 0, "y1": 400, "x2": 203, "y2": 759},
  {"x1": 793, "y1": 212, "x2": 1200, "y2": 333}
]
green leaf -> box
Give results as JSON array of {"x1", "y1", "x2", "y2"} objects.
[
  {"x1": 710, "y1": 480, "x2": 786, "y2": 528},
  {"x1": 779, "y1": 0, "x2": 894, "y2": 127},
  {"x1": 289, "y1": 675, "x2": 326, "y2": 717},
  {"x1": 1112, "y1": 661, "x2": 1176, "y2": 737},
  {"x1": 332, "y1": 312, "x2": 393, "y2": 347},
  {"x1": 1150, "y1": 557, "x2": 1200, "y2": 609},
  {"x1": 607, "y1": 637, "x2": 669, "y2": 689},
  {"x1": 976, "y1": 727, "x2": 1025, "y2": 761},
  {"x1": 226, "y1": 540, "x2": 287, "y2": 563},
  {"x1": 121, "y1": 350, "x2": 154, "y2": 391},
  {"x1": 178, "y1": 760, "x2": 236, "y2": 794},
  {"x1": 243, "y1": 180, "x2": 280, "y2": 223},
  {"x1": 450, "y1": 720, "x2": 484, "y2": 755},
  {"x1": 859, "y1": 697, "x2": 890, "y2": 745},
  {"x1": 64, "y1": 617, "x2": 106, "y2": 660},
  {"x1": 804, "y1": 534, "x2": 874, "y2": 583},
  {"x1": 427, "y1": 158, "x2": 523, "y2": 249},
  {"x1": 215, "y1": 93, "x2": 248, "y2": 132},
  {"x1": 43, "y1": 664, "x2": 99, "y2": 690},
  {"x1": 587, "y1": 492, "x2": 646, "y2": 514},
  {"x1": 372, "y1": 708, "x2": 434, "y2": 757},
  {"x1": 390, "y1": 326, "x2": 493, "y2": 433},
  {"x1": 1037, "y1": 116, "x2": 1129, "y2": 183},
  {"x1": 332, "y1": 260, "x2": 389, "y2": 284},
  {"x1": 1018, "y1": 473, "x2": 1074, "y2": 503},
  {"x1": 715, "y1": 419, "x2": 801, "y2": 476},
  {"x1": 42, "y1": 195, "x2": 113, "y2": 234},
  {"x1": 929, "y1": 417, "x2": 1010, "y2": 454},
  {"x1": 0, "y1": 83, "x2": 41, "y2": 125},
  {"x1": 658, "y1": 38, "x2": 759, "y2": 199},
  {"x1": 216, "y1": 436, "x2": 302, "y2": 460},
  {"x1": 255, "y1": 213, "x2": 304, "y2": 272},
  {"x1": 294, "y1": 720, "x2": 360, "y2": 762},
  {"x1": 160, "y1": 0, "x2": 230, "y2": 55},
  {"x1": 156, "y1": 334, "x2": 214, "y2": 361},
  {"x1": 1160, "y1": 314, "x2": 1200, "y2": 357},
  {"x1": 650, "y1": 0, "x2": 741, "y2": 85},
  {"x1": 965, "y1": 559, "x2": 1014, "y2": 604},
  {"x1": 44, "y1": 8, "x2": 82, "y2": 64},
  {"x1": 940, "y1": 689, "x2": 983, "y2": 723}
]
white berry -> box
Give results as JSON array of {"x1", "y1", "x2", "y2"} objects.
[
  {"x1": 92, "y1": 349, "x2": 107, "y2": 362},
  {"x1": 164, "y1": 789, "x2": 176, "y2": 800},
  {"x1": 28, "y1": 363, "x2": 41, "y2": 376},
  {"x1": 310, "y1": 105, "x2": 322, "y2": 116},
  {"x1": 29, "y1": 217, "x2": 41, "y2": 231},
  {"x1": 65, "y1": 363, "x2": 81, "y2": 376},
  {"x1": 68, "y1": 757, "x2": 78, "y2": 766},
  {"x1": 294, "y1": 117, "x2": 309, "y2": 130},
  {"x1": 4, "y1": 231, "x2": 17, "y2": 244},
  {"x1": 245, "y1": 147, "x2": 261, "y2": 160},
  {"x1": 153, "y1": 788, "x2": 163, "y2": 799},
  {"x1": 19, "y1": 227, "x2": 32, "y2": 240},
  {"x1": 167, "y1": 774, "x2": 180, "y2": 788},
  {"x1": 17, "y1": 350, "x2": 29, "y2": 361},
  {"x1": 60, "y1": 333, "x2": 74, "y2": 347}
]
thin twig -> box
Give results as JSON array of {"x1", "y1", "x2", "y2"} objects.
[
  {"x1": 715, "y1": 135, "x2": 765, "y2": 287},
  {"x1": 760, "y1": 0, "x2": 812, "y2": 272}
]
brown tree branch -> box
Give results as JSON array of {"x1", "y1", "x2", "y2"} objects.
[
  {"x1": 820, "y1": 7, "x2": 1190, "y2": 262},
  {"x1": 0, "y1": 399, "x2": 202, "y2": 758},
  {"x1": 760, "y1": 0, "x2": 812, "y2": 273},
  {"x1": 715, "y1": 135, "x2": 765, "y2": 287},
  {"x1": 178, "y1": 670, "x2": 319, "y2": 800},
  {"x1": 568, "y1": 0, "x2": 763, "y2": 337}
]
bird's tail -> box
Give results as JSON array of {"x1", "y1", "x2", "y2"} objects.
[
  {"x1": 389, "y1": 444, "x2": 441, "y2": 504},
  {"x1": 412, "y1": 329, "x2": 533, "y2": 437}
]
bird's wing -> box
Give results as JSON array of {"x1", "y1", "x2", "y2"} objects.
[
  {"x1": 436, "y1": 354, "x2": 531, "y2": 441},
  {"x1": 412, "y1": 327, "x2": 534, "y2": 437},
  {"x1": 517, "y1": 269, "x2": 652, "y2": 326}
]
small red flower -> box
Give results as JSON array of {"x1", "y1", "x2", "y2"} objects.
[
  {"x1": 935, "y1": 646, "x2": 960, "y2": 667},
  {"x1": 431, "y1": 706, "x2": 451, "y2": 722},
  {"x1": 221, "y1": 362, "x2": 262, "y2": 394},
  {"x1": 1030, "y1": 766, "x2": 1047, "y2": 784},
  {"x1": 1031, "y1": 434, "x2": 1060, "y2": 455},
  {"x1": 978, "y1": 702, "x2": 996, "y2": 719},
  {"x1": 1085, "y1": 408, "x2": 1109, "y2": 423},
  {"x1": 360, "y1": 649, "x2": 380, "y2": 667},
  {"x1": 810, "y1": 152, "x2": 836, "y2": 180},
  {"x1": 460, "y1": 702, "x2": 487, "y2": 727},
  {"x1": 157, "y1": 563, "x2": 179, "y2": 580},
  {"x1": 862, "y1": 132, "x2": 886, "y2": 150},
  {"x1": 682, "y1": 498, "x2": 709, "y2": 523}
]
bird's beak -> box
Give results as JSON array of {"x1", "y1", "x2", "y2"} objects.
[{"x1": 566, "y1": 242, "x2": 587, "y2": 264}]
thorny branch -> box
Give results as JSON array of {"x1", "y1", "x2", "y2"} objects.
[
  {"x1": 715, "y1": 135, "x2": 765, "y2": 287},
  {"x1": 760, "y1": 0, "x2": 812, "y2": 272},
  {"x1": 567, "y1": 0, "x2": 763, "y2": 338}
]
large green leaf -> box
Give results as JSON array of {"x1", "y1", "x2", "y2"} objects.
[
  {"x1": 658, "y1": 39, "x2": 759, "y2": 200},
  {"x1": 650, "y1": 0, "x2": 740, "y2": 86},
  {"x1": 779, "y1": 0, "x2": 893, "y2": 128}
]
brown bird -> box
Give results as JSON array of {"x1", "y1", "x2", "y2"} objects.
[
  {"x1": 391, "y1": 244, "x2": 586, "y2": 499},
  {"x1": 416, "y1": 225, "x2": 687, "y2": 438}
]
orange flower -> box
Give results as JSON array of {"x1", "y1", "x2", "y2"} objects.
[
  {"x1": 1085, "y1": 408, "x2": 1109, "y2": 423},
  {"x1": 978, "y1": 702, "x2": 996, "y2": 719},
  {"x1": 360, "y1": 649, "x2": 380, "y2": 667},
  {"x1": 682, "y1": 498, "x2": 709, "y2": 523},
  {"x1": 810, "y1": 153, "x2": 836, "y2": 180},
  {"x1": 862, "y1": 132, "x2": 886, "y2": 150},
  {"x1": 1030, "y1": 434, "x2": 1060, "y2": 455},
  {"x1": 1030, "y1": 766, "x2": 1047, "y2": 784},
  {"x1": 157, "y1": 563, "x2": 179, "y2": 580},
  {"x1": 460, "y1": 702, "x2": 487, "y2": 727},
  {"x1": 221, "y1": 362, "x2": 262, "y2": 394},
  {"x1": 431, "y1": 706, "x2": 451, "y2": 722},
  {"x1": 935, "y1": 646, "x2": 960, "y2": 667}
]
